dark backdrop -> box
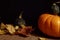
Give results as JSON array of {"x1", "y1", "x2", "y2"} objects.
[{"x1": 1, "y1": 0, "x2": 58, "y2": 25}]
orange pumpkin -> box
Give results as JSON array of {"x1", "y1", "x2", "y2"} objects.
[{"x1": 38, "y1": 12, "x2": 60, "y2": 37}]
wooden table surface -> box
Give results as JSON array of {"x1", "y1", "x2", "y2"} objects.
[
  {"x1": 0, "y1": 35, "x2": 60, "y2": 40},
  {"x1": 0, "y1": 35, "x2": 38, "y2": 40}
]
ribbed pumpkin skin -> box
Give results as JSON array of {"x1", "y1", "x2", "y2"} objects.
[{"x1": 38, "y1": 12, "x2": 60, "y2": 37}]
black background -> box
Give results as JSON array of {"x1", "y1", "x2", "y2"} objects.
[
  {"x1": 6, "y1": 0, "x2": 59, "y2": 26},
  {"x1": 2, "y1": 0, "x2": 57, "y2": 24}
]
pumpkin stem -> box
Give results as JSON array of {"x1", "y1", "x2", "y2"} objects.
[{"x1": 52, "y1": 2, "x2": 60, "y2": 15}]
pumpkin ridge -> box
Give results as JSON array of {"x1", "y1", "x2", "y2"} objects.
[
  {"x1": 58, "y1": 18, "x2": 60, "y2": 36},
  {"x1": 50, "y1": 16, "x2": 56, "y2": 37},
  {"x1": 38, "y1": 14, "x2": 52, "y2": 34},
  {"x1": 51, "y1": 16, "x2": 60, "y2": 37},
  {"x1": 43, "y1": 15, "x2": 51, "y2": 34},
  {"x1": 44, "y1": 15, "x2": 53, "y2": 36}
]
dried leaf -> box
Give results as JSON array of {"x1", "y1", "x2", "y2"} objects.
[
  {"x1": 0, "y1": 23, "x2": 6, "y2": 29},
  {"x1": 6, "y1": 24, "x2": 16, "y2": 34}
]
